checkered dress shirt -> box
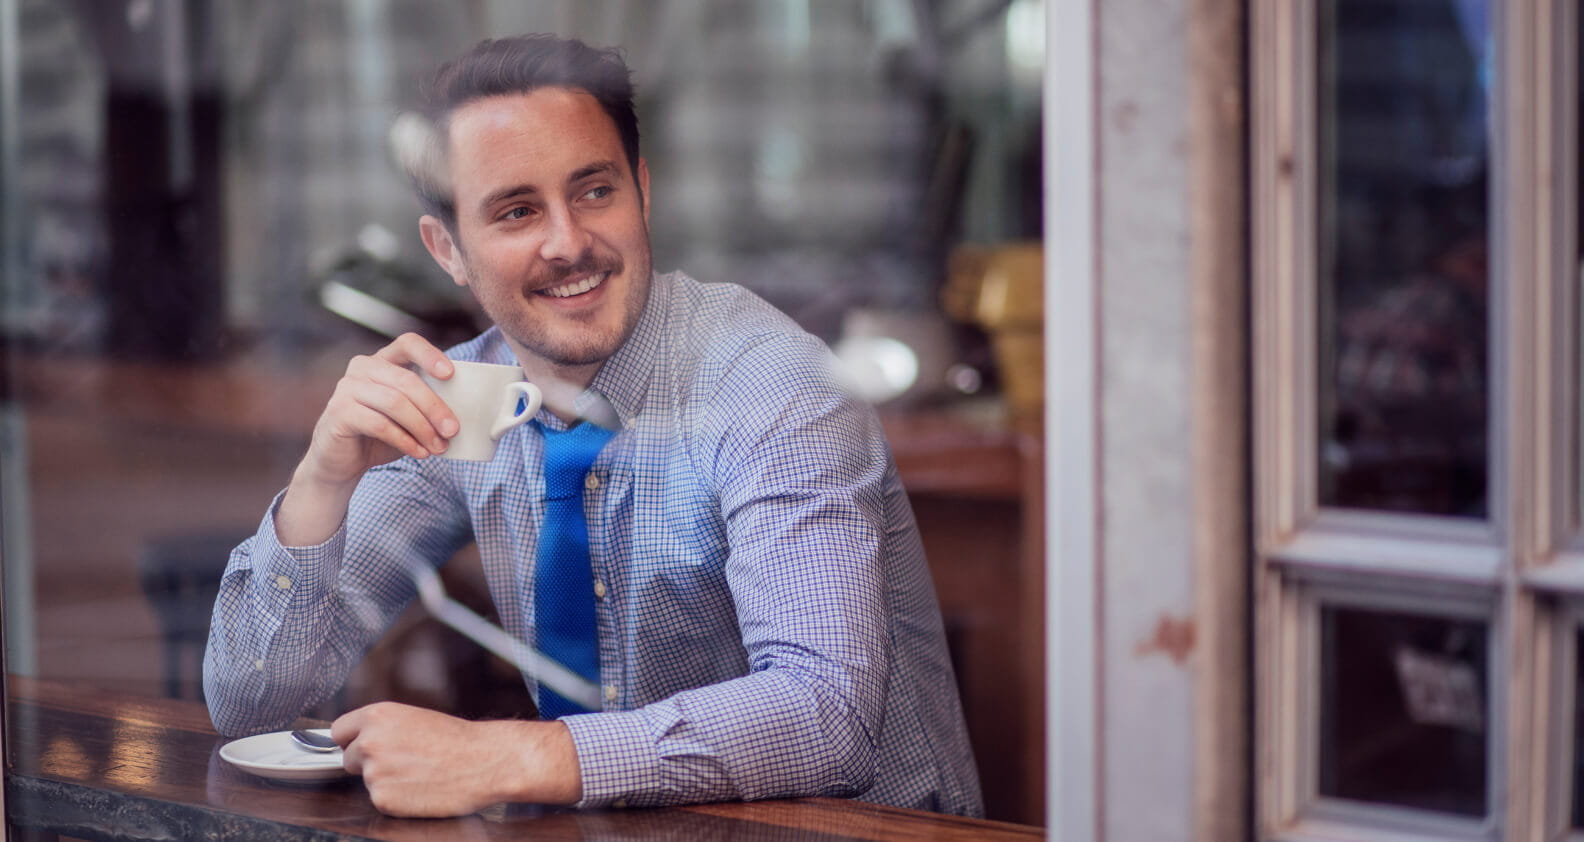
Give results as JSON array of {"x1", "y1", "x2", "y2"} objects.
[{"x1": 204, "y1": 271, "x2": 984, "y2": 816}]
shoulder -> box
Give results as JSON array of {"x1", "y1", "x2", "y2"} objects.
[
  {"x1": 661, "y1": 273, "x2": 833, "y2": 385},
  {"x1": 654, "y1": 275, "x2": 858, "y2": 453}
]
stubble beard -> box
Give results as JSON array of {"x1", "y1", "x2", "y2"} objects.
[{"x1": 462, "y1": 246, "x2": 653, "y2": 370}]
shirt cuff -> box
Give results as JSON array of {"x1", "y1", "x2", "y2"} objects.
[
  {"x1": 562, "y1": 710, "x2": 666, "y2": 808},
  {"x1": 258, "y1": 488, "x2": 347, "y2": 596}
]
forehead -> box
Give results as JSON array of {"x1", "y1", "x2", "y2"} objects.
[{"x1": 444, "y1": 88, "x2": 624, "y2": 194}]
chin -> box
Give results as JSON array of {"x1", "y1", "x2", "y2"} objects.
[
  {"x1": 545, "y1": 346, "x2": 617, "y2": 368},
  {"x1": 526, "y1": 330, "x2": 624, "y2": 368}
]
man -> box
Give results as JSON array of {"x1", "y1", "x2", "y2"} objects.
[{"x1": 204, "y1": 34, "x2": 982, "y2": 819}]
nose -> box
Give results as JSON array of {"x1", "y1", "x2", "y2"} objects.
[{"x1": 538, "y1": 205, "x2": 593, "y2": 264}]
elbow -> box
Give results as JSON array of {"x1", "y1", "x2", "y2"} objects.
[
  {"x1": 204, "y1": 681, "x2": 292, "y2": 738},
  {"x1": 833, "y1": 733, "x2": 880, "y2": 798},
  {"x1": 204, "y1": 694, "x2": 250, "y2": 739},
  {"x1": 815, "y1": 699, "x2": 881, "y2": 798},
  {"x1": 202, "y1": 646, "x2": 284, "y2": 738},
  {"x1": 203, "y1": 670, "x2": 258, "y2": 738},
  {"x1": 793, "y1": 660, "x2": 886, "y2": 798}
]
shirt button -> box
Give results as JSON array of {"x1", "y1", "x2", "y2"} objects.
[
  {"x1": 274, "y1": 575, "x2": 292, "y2": 591},
  {"x1": 593, "y1": 580, "x2": 607, "y2": 599},
  {"x1": 584, "y1": 472, "x2": 600, "y2": 491},
  {"x1": 253, "y1": 659, "x2": 265, "y2": 670},
  {"x1": 604, "y1": 684, "x2": 618, "y2": 702},
  {"x1": 613, "y1": 798, "x2": 628, "y2": 809}
]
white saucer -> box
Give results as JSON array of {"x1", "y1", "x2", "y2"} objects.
[{"x1": 219, "y1": 729, "x2": 350, "y2": 782}]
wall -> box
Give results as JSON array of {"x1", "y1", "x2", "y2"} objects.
[{"x1": 1048, "y1": 0, "x2": 1248, "y2": 838}]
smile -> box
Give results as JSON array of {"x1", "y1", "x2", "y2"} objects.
[{"x1": 541, "y1": 272, "x2": 609, "y2": 299}]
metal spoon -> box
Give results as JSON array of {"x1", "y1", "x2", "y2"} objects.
[{"x1": 290, "y1": 729, "x2": 340, "y2": 752}]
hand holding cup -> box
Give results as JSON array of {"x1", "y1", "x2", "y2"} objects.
[{"x1": 420, "y1": 361, "x2": 542, "y2": 461}]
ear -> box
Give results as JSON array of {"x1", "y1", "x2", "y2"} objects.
[
  {"x1": 419, "y1": 215, "x2": 469, "y2": 288},
  {"x1": 637, "y1": 158, "x2": 651, "y2": 224}
]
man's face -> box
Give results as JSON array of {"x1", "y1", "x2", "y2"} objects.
[{"x1": 423, "y1": 87, "x2": 652, "y2": 376}]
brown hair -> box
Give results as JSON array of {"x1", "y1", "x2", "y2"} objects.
[{"x1": 407, "y1": 34, "x2": 641, "y2": 233}]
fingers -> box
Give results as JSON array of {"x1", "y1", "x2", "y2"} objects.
[
  {"x1": 375, "y1": 332, "x2": 453, "y2": 380},
  {"x1": 371, "y1": 334, "x2": 460, "y2": 446},
  {"x1": 337, "y1": 355, "x2": 457, "y2": 454},
  {"x1": 331, "y1": 702, "x2": 409, "y2": 775},
  {"x1": 336, "y1": 398, "x2": 430, "y2": 462},
  {"x1": 330, "y1": 707, "x2": 366, "y2": 774},
  {"x1": 307, "y1": 333, "x2": 462, "y2": 475},
  {"x1": 330, "y1": 703, "x2": 492, "y2": 817}
]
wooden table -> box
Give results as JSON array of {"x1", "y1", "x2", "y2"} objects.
[{"x1": 3, "y1": 677, "x2": 1041, "y2": 840}]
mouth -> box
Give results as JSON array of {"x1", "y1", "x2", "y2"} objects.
[{"x1": 538, "y1": 271, "x2": 610, "y2": 299}]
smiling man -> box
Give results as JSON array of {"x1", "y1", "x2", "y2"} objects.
[{"x1": 203, "y1": 34, "x2": 982, "y2": 819}]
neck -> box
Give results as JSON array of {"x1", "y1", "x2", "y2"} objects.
[{"x1": 505, "y1": 341, "x2": 602, "y2": 425}]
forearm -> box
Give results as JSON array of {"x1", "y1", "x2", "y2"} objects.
[
  {"x1": 206, "y1": 462, "x2": 470, "y2": 736},
  {"x1": 482, "y1": 719, "x2": 584, "y2": 806},
  {"x1": 276, "y1": 458, "x2": 360, "y2": 547}
]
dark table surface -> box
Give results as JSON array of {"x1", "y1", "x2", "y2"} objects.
[{"x1": 4, "y1": 676, "x2": 1042, "y2": 840}]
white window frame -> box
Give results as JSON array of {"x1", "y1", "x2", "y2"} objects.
[
  {"x1": 1282, "y1": 576, "x2": 1501, "y2": 841},
  {"x1": 1253, "y1": 0, "x2": 1584, "y2": 839}
]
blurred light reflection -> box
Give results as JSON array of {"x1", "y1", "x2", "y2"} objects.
[
  {"x1": 41, "y1": 734, "x2": 91, "y2": 778},
  {"x1": 105, "y1": 720, "x2": 161, "y2": 788}
]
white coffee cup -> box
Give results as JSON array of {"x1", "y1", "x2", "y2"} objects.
[{"x1": 421, "y1": 360, "x2": 543, "y2": 462}]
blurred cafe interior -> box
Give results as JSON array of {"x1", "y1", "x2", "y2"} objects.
[{"x1": 0, "y1": 0, "x2": 1049, "y2": 828}]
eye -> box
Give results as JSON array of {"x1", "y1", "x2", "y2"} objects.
[
  {"x1": 582, "y1": 185, "x2": 613, "y2": 201},
  {"x1": 503, "y1": 206, "x2": 531, "y2": 220}
]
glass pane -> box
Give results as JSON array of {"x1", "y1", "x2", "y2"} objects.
[
  {"x1": 1, "y1": 0, "x2": 1046, "y2": 831},
  {"x1": 1316, "y1": 0, "x2": 1491, "y2": 517},
  {"x1": 1318, "y1": 605, "x2": 1489, "y2": 816}
]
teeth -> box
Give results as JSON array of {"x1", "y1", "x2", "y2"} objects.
[{"x1": 544, "y1": 272, "x2": 607, "y2": 298}]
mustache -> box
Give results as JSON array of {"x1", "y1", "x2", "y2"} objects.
[{"x1": 526, "y1": 253, "x2": 623, "y2": 289}]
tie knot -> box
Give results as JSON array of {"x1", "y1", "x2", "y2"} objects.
[{"x1": 540, "y1": 422, "x2": 615, "y2": 498}]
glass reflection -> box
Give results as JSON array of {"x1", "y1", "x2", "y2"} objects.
[
  {"x1": 1317, "y1": 0, "x2": 1491, "y2": 518},
  {"x1": 1318, "y1": 605, "x2": 1488, "y2": 816},
  {"x1": 3, "y1": 0, "x2": 1045, "y2": 828}
]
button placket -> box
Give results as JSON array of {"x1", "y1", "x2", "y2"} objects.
[{"x1": 585, "y1": 448, "x2": 630, "y2": 714}]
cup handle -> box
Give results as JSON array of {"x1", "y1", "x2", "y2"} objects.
[{"x1": 491, "y1": 382, "x2": 543, "y2": 441}]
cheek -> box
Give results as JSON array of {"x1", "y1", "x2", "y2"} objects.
[
  {"x1": 468, "y1": 240, "x2": 535, "y2": 280},
  {"x1": 610, "y1": 221, "x2": 650, "y2": 264}
]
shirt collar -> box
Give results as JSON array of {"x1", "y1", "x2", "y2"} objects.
[{"x1": 586, "y1": 269, "x2": 670, "y2": 428}]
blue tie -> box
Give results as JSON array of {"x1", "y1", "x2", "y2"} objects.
[{"x1": 533, "y1": 420, "x2": 614, "y2": 719}]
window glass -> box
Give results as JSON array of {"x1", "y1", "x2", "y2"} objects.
[
  {"x1": 1316, "y1": 0, "x2": 1491, "y2": 517},
  {"x1": 1318, "y1": 604, "x2": 1489, "y2": 816},
  {"x1": 0, "y1": 0, "x2": 1046, "y2": 827}
]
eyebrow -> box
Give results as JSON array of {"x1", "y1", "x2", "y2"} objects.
[
  {"x1": 474, "y1": 161, "x2": 624, "y2": 217},
  {"x1": 570, "y1": 161, "x2": 622, "y2": 183}
]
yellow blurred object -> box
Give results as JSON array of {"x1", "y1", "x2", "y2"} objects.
[{"x1": 943, "y1": 243, "x2": 1044, "y2": 420}]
